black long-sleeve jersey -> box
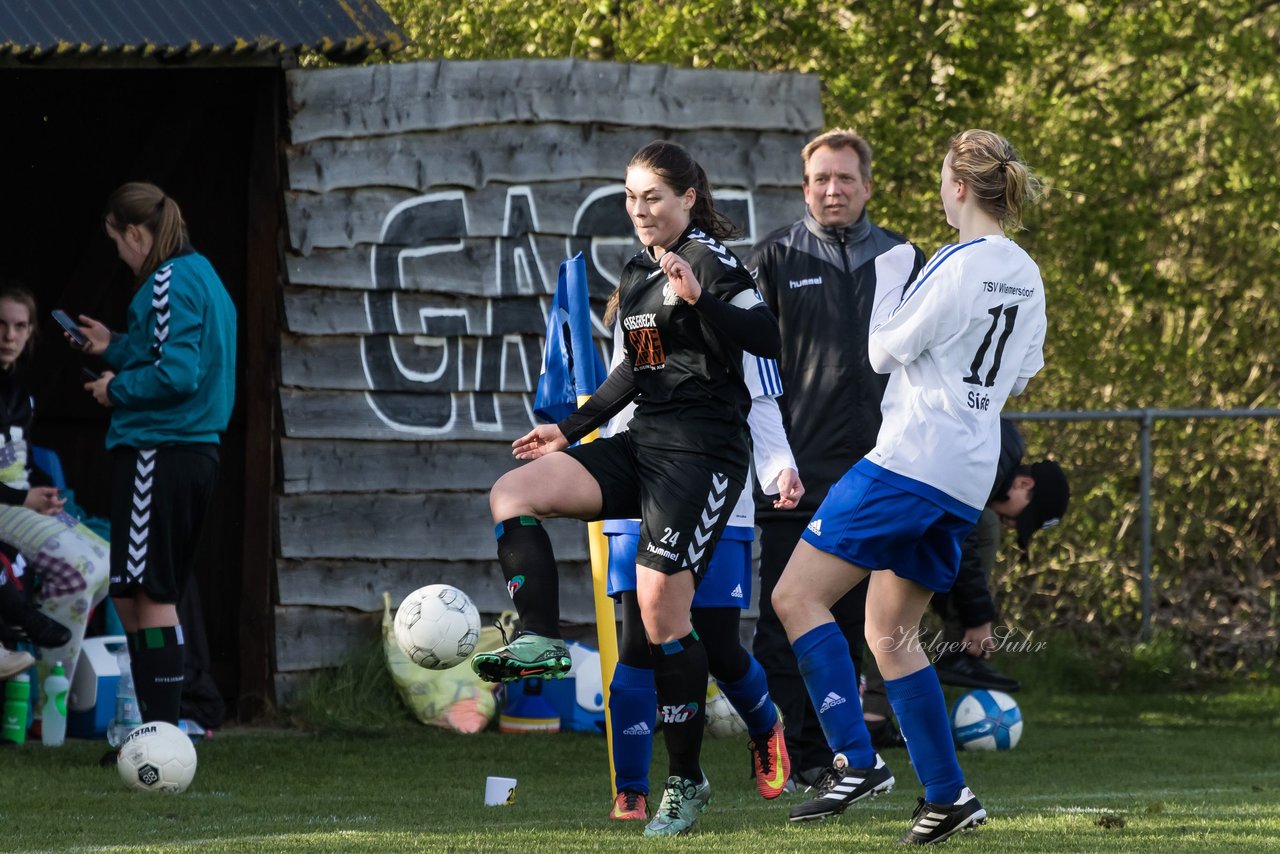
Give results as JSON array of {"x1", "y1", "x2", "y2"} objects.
[
  {"x1": 559, "y1": 223, "x2": 778, "y2": 471},
  {"x1": 748, "y1": 209, "x2": 925, "y2": 516}
]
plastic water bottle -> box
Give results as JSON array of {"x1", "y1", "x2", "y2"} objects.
[
  {"x1": 41, "y1": 662, "x2": 70, "y2": 747},
  {"x1": 2, "y1": 672, "x2": 30, "y2": 745},
  {"x1": 107, "y1": 647, "x2": 142, "y2": 748}
]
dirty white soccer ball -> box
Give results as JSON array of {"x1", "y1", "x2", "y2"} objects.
[
  {"x1": 117, "y1": 721, "x2": 198, "y2": 793},
  {"x1": 394, "y1": 584, "x2": 481, "y2": 670},
  {"x1": 704, "y1": 680, "x2": 748, "y2": 738}
]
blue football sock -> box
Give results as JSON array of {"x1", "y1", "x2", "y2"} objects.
[
  {"x1": 609, "y1": 662, "x2": 656, "y2": 795},
  {"x1": 793, "y1": 622, "x2": 874, "y2": 767},
  {"x1": 716, "y1": 656, "x2": 778, "y2": 737},
  {"x1": 885, "y1": 664, "x2": 965, "y2": 804}
]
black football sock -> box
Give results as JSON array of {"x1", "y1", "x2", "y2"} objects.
[
  {"x1": 495, "y1": 516, "x2": 561, "y2": 638},
  {"x1": 129, "y1": 625, "x2": 185, "y2": 725},
  {"x1": 652, "y1": 631, "x2": 709, "y2": 783}
]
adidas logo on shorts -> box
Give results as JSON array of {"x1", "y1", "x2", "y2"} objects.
[
  {"x1": 731, "y1": 584, "x2": 743, "y2": 599},
  {"x1": 623, "y1": 722, "x2": 652, "y2": 736},
  {"x1": 819, "y1": 691, "x2": 846, "y2": 713},
  {"x1": 807, "y1": 518, "x2": 823, "y2": 536}
]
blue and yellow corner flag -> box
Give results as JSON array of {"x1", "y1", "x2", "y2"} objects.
[
  {"x1": 532, "y1": 252, "x2": 619, "y2": 796},
  {"x1": 534, "y1": 252, "x2": 607, "y2": 423}
]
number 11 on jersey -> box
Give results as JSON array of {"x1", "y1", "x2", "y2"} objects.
[{"x1": 964, "y1": 304, "x2": 1019, "y2": 388}]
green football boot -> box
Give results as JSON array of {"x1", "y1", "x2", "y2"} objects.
[
  {"x1": 643, "y1": 775, "x2": 711, "y2": 837},
  {"x1": 470, "y1": 631, "x2": 571, "y2": 683}
]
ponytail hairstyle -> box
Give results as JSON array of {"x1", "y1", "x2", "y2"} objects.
[
  {"x1": 604, "y1": 289, "x2": 622, "y2": 328},
  {"x1": 0, "y1": 281, "x2": 38, "y2": 362},
  {"x1": 104, "y1": 182, "x2": 189, "y2": 284},
  {"x1": 947, "y1": 130, "x2": 1043, "y2": 231},
  {"x1": 606, "y1": 140, "x2": 743, "y2": 325}
]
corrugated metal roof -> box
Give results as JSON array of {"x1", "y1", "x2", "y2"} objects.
[{"x1": 0, "y1": 0, "x2": 406, "y2": 62}]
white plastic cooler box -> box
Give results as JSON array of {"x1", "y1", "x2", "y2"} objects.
[{"x1": 67, "y1": 635, "x2": 126, "y2": 739}]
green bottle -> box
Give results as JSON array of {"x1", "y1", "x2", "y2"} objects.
[{"x1": 2, "y1": 672, "x2": 31, "y2": 745}]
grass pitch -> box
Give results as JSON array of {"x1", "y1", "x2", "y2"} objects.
[{"x1": 1, "y1": 683, "x2": 1277, "y2": 852}]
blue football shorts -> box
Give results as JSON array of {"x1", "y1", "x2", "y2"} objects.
[
  {"x1": 605, "y1": 519, "x2": 753, "y2": 608},
  {"x1": 800, "y1": 459, "x2": 979, "y2": 593}
]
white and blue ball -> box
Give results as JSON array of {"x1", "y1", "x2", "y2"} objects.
[{"x1": 950, "y1": 689, "x2": 1022, "y2": 751}]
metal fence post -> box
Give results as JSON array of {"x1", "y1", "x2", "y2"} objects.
[
  {"x1": 997, "y1": 408, "x2": 1280, "y2": 645},
  {"x1": 1139, "y1": 411, "x2": 1154, "y2": 642}
]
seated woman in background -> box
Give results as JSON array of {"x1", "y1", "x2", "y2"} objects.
[{"x1": 0, "y1": 282, "x2": 109, "y2": 696}]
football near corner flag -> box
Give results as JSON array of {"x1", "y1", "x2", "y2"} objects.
[{"x1": 534, "y1": 252, "x2": 606, "y2": 423}]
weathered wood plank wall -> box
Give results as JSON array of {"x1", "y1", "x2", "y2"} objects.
[{"x1": 278, "y1": 58, "x2": 822, "y2": 704}]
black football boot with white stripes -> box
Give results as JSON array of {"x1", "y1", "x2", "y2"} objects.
[
  {"x1": 787, "y1": 752, "x2": 895, "y2": 822},
  {"x1": 898, "y1": 786, "x2": 987, "y2": 844}
]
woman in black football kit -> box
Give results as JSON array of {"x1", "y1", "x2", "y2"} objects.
[{"x1": 473, "y1": 140, "x2": 779, "y2": 836}]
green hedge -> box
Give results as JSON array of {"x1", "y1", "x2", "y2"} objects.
[{"x1": 378, "y1": 0, "x2": 1279, "y2": 674}]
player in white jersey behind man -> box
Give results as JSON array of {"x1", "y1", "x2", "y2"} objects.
[
  {"x1": 601, "y1": 325, "x2": 802, "y2": 819},
  {"x1": 771, "y1": 128, "x2": 1046, "y2": 845}
]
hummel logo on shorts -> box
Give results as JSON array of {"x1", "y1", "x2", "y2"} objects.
[
  {"x1": 807, "y1": 518, "x2": 823, "y2": 535},
  {"x1": 623, "y1": 722, "x2": 652, "y2": 736},
  {"x1": 819, "y1": 691, "x2": 846, "y2": 713}
]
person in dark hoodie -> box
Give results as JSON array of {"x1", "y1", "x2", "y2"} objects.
[
  {"x1": 71, "y1": 183, "x2": 236, "y2": 730},
  {"x1": 930, "y1": 418, "x2": 1070, "y2": 691}
]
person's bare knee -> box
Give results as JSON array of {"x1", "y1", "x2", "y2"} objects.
[
  {"x1": 772, "y1": 541, "x2": 866, "y2": 642},
  {"x1": 111, "y1": 597, "x2": 138, "y2": 633},
  {"x1": 865, "y1": 572, "x2": 934, "y2": 679},
  {"x1": 637, "y1": 568, "x2": 694, "y2": 644},
  {"x1": 490, "y1": 455, "x2": 603, "y2": 522},
  {"x1": 133, "y1": 591, "x2": 179, "y2": 629},
  {"x1": 770, "y1": 571, "x2": 806, "y2": 629},
  {"x1": 489, "y1": 470, "x2": 535, "y2": 521}
]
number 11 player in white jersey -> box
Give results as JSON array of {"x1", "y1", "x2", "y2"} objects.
[{"x1": 772, "y1": 129, "x2": 1046, "y2": 845}]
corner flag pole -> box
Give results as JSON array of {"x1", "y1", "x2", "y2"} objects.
[
  {"x1": 536, "y1": 252, "x2": 617, "y2": 798},
  {"x1": 576, "y1": 412, "x2": 619, "y2": 799}
]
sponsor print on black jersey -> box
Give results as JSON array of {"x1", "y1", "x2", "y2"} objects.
[
  {"x1": 621, "y1": 311, "x2": 665, "y2": 370},
  {"x1": 630, "y1": 331, "x2": 664, "y2": 369}
]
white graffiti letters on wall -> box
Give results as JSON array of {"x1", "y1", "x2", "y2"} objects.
[{"x1": 361, "y1": 185, "x2": 757, "y2": 436}]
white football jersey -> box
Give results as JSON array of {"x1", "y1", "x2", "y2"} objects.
[
  {"x1": 865, "y1": 235, "x2": 1046, "y2": 510},
  {"x1": 602, "y1": 323, "x2": 794, "y2": 528}
]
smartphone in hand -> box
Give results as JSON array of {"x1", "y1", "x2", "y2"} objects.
[
  {"x1": 81, "y1": 367, "x2": 101, "y2": 381},
  {"x1": 51, "y1": 310, "x2": 89, "y2": 347}
]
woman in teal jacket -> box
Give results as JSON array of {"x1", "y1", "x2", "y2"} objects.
[{"x1": 73, "y1": 182, "x2": 236, "y2": 728}]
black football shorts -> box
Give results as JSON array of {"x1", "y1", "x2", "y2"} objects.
[{"x1": 564, "y1": 432, "x2": 745, "y2": 581}]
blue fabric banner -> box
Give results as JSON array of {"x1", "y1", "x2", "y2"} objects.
[{"x1": 533, "y1": 253, "x2": 606, "y2": 423}]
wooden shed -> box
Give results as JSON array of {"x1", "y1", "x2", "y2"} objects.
[
  {"x1": 5, "y1": 6, "x2": 824, "y2": 714},
  {"x1": 276, "y1": 60, "x2": 823, "y2": 705},
  {"x1": 1, "y1": 0, "x2": 403, "y2": 718}
]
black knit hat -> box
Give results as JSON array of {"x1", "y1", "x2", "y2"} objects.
[{"x1": 1015, "y1": 460, "x2": 1070, "y2": 549}]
